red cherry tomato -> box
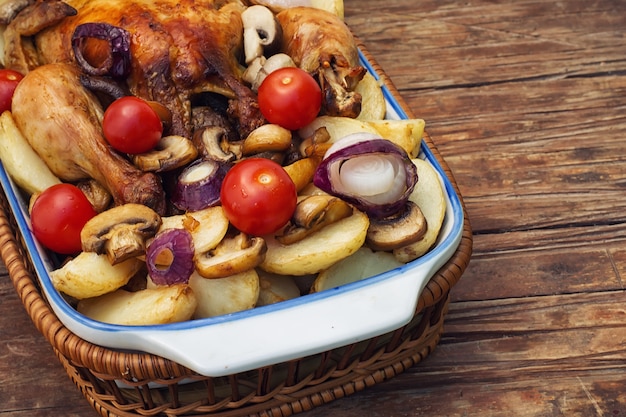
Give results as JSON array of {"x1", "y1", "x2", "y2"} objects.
[
  {"x1": 257, "y1": 67, "x2": 322, "y2": 130},
  {"x1": 0, "y1": 69, "x2": 24, "y2": 113},
  {"x1": 30, "y1": 184, "x2": 97, "y2": 254},
  {"x1": 220, "y1": 158, "x2": 297, "y2": 236},
  {"x1": 102, "y1": 96, "x2": 163, "y2": 154}
]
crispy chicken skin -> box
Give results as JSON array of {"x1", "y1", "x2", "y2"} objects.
[
  {"x1": 277, "y1": 7, "x2": 365, "y2": 118},
  {"x1": 12, "y1": 63, "x2": 166, "y2": 214},
  {"x1": 6, "y1": 0, "x2": 265, "y2": 138}
]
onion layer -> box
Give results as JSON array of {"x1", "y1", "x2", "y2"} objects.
[
  {"x1": 313, "y1": 133, "x2": 418, "y2": 219},
  {"x1": 146, "y1": 229, "x2": 195, "y2": 285},
  {"x1": 171, "y1": 159, "x2": 229, "y2": 211},
  {"x1": 72, "y1": 23, "x2": 131, "y2": 79}
]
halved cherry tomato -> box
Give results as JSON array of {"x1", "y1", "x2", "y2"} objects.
[
  {"x1": 0, "y1": 69, "x2": 24, "y2": 113},
  {"x1": 30, "y1": 183, "x2": 97, "y2": 254},
  {"x1": 220, "y1": 158, "x2": 297, "y2": 236},
  {"x1": 102, "y1": 96, "x2": 163, "y2": 154},
  {"x1": 257, "y1": 67, "x2": 322, "y2": 130}
]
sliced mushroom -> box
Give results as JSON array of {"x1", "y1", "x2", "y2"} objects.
[
  {"x1": 276, "y1": 194, "x2": 353, "y2": 245},
  {"x1": 192, "y1": 126, "x2": 237, "y2": 163},
  {"x1": 191, "y1": 105, "x2": 238, "y2": 141},
  {"x1": 299, "y1": 126, "x2": 331, "y2": 159},
  {"x1": 365, "y1": 201, "x2": 427, "y2": 251},
  {"x1": 242, "y1": 123, "x2": 292, "y2": 155},
  {"x1": 195, "y1": 232, "x2": 267, "y2": 279},
  {"x1": 81, "y1": 203, "x2": 162, "y2": 265},
  {"x1": 241, "y1": 4, "x2": 283, "y2": 64},
  {"x1": 132, "y1": 135, "x2": 198, "y2": 172},
  {"x1": 243, "y1": 53, "x2": 296, "y2": 91}
]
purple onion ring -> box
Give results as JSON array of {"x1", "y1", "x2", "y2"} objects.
[
  {"x1": 72, "y1": 22, "x2": 131, "y2": 79},
  {"x1": 146, "y1": 229, "x2": 195, "y2": 286},
  {"x1": 313, "y1": 134, "x2": 418, "y2": 219}
]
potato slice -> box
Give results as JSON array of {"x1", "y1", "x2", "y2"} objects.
[
  {"x1": 77, "y1": 284, "x2": 197, "y2": 325},
  {"x1": 312, "y1": 246, "x2": 403, "y2": 293},
  {"x1": 355, "y1": 72, "x2": 386, "y2": 121},
  {"x1": 261, "y1": 210, "x2": 369, "y2": 275},
  {"x1": 0, "y1": 111, "x2": 60, "y2": 195},
  {"x1": 257, "y1": 270, "x2": 301, "y2": 306},
  {"x1": 299, "y1": 116, "x2": 380, "y2": 144},
  {"x1": 368, "y1": 118, "x2": 425, "y2": 158},
  {"x1": 299, "y1": 116, "x2": 424, "y2": 157},
  {"x1": 158, "y1": 206, "x2": 229, "y2": 254},
  {"x1": 393, "y1": 159, "x2": 447, "y2": 263},
  {"x1": 188, "y1": 269, "x2": 260, "y2": 318},
  {"x1": 50, "y1": 252, "x2": 144, "y2": 300}
]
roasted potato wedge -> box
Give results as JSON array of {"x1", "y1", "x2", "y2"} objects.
[
  {"x1": 50, "y1": 252, "x2": 143, "y2": 300},
  {"x1": 77, "y1": 284, "x2": 197, "y2": 325},
  {"x1": 393, "y1": 159, "x2": 447, "y2": 263},
  {"x1": 283, "y1": 157, "x2": 318, "y2": 192},
  {"x1": 261, "y1": 210, "x2": 369, "y2": 275},
  {"x1": 0, "y1": 111, "x2": 61, "y2": 195},
  {"x1": 188, "y1": 269, "x2": 260, "y2": 318},
  {"x1": 312, "y1": 246, "x2": 403, "y2": 293},
  {"x1": 355, "y1": 72, "x2": 386, "y2": 121}
]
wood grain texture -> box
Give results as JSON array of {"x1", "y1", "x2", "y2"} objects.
[{"x1": 1, "y1": 0, "x2": 626, "y2": 416}]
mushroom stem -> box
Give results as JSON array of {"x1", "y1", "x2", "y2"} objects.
[{"x1": 80, "y1": 203, "x2": 162, "y2": 265}]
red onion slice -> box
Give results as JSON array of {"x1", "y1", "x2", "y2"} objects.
[
  {"x1": 72, "y1": 23, "x2": 131, "y2": 79},
  {"x1": 146, "y1": 229, "x2": 195, "y2": 285},
  {"x1": 313, "y1": 133, "x2": 418, "y2": 219},
  {"x1": 171, "y1": 159, "x2": 230, "y2": 211}
]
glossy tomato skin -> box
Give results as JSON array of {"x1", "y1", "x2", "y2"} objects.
[
  {"x1": 257, "y1": 67, "x2": 322, "y2": 130},
  {"x1": 31, "y1": 184, "x2": 97, "y2": 254},
  {"x1": 220, "y1": 158, "x2": 297, "y2": 236},
  {"x1": 102, "y1": 96, "x2": 163, "y2": 154},
  {"x1": 0, "y1": 69, "x2": 24, "y2": 113}
]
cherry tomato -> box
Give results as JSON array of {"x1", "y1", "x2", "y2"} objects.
[
  {"x1": 0, "y1": 69, "x2": 24, "y2": 113},
  {"x1": 220, "y1": 158, "x2": 297, "y2": 236},
  {"x1": 30, "y1": 184, "x2": 97, "y2": 254},
  {"x1": 102, "y1": 96, "x2": 163, "y2": 154},
  {"x1": 257, "y1": 67, "x2": 322, "y2": 130}
]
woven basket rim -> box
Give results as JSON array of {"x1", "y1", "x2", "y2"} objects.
[{"x1": 0, "y1": 41, "x2": 473, "y2": 383}]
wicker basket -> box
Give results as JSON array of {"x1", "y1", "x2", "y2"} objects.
[{"x1": 0, "y1": 45, "x2": 473, "y2": 417}]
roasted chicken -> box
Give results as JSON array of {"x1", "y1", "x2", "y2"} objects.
[
  {"x1": 4, "y1": 0, "x2": 265, "y2": 138},
  {"x1": 277, "y1": 7, "x2": 365, "y2": 118},
  {"x1": 2, "y1": 0, "x2": 366, "y2": 216},
  {"x1": 11, "y1": 63, "x2": 166, "y2": 214}
]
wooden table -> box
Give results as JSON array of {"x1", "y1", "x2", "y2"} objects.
[{"x1": 2, "y1": 0, "x2": 626, "y2": 415}]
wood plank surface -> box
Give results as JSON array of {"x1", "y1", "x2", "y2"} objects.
[{"x1": 1, "y1": 0, "x2": 626, "y2": 416}]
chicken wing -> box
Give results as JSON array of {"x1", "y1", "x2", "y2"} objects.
[{"x1": 277, "y1": 7, "x2": 366, "y2": 118}]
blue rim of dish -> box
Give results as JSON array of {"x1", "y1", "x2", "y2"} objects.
[{"x1": 0, "y1": 51, "x2": 465, "y2": 335}]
